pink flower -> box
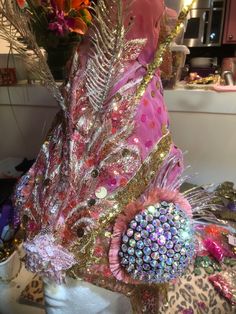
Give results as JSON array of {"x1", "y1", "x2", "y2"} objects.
[{"x1": 24, "y1": 233, "x2": 76, "y2": 283}]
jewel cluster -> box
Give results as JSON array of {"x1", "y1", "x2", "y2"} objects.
[{"x1": 119, "y1": 201, "x2": 195, "y2": 283}]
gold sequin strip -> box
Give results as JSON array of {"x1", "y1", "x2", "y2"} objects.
[{"x1": 135, "y1": 1, "x2": 195, "y2": 102}]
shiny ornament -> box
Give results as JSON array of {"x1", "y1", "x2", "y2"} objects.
[{"x1": 119, "y1": 201, "x2": 195, "y2": 283}]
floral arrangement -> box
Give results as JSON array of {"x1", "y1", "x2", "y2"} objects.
[{"x1": 16, "y1": 0, "x2": 92, "y2": 49}]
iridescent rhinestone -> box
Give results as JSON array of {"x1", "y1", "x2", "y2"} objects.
[
  {"x1": 127, "y1": 228, "x2": 134, "y2": 237},
  {"x1": 161, "y1": 201, "x2": 168, "y2": 207},
  {"x1": 170, "y1": 227, "x2": 177, "y2": 235},
  {"x1": 172, "y1": 235, "x2": 179, "y2": 242},
  {"x1": 136, "y1": 225, "x2": 142, "y2": 232},
  {"x1": 129, "y1": 239, "x2": 136, "y2": 247},
  {"x1": 151, "y1": 252, "x2": 159, "y2": 260},
  {"x1": 180, "y1": 256, "x2": 187, "y2": 263},
  {"x1": 151, "y1": 243, "x2": 159, "y2": 251},
  {"x1": 163, "y1": 273, "x2": 170, "y2": 281},
  {"x1": 163, "y1": 232, "x2": 172, "y2": 241},
  {"x1": 153, "y1": 210, "x2": 160, "y2": 218},
  {"x1": 166, "y1": 258, "x2": 173, "y2": 266},
  {"x1": 135, "y1": 249, "x2": 143, "y2": 258},
  {"x1": 167, "y1": 249, "x2": 175, "y2": 257},
  {"x1": 150, "y1": 232, "x2": 158, "y2": 241},
  {"x1": 159, "y1": 255, "x2": 167, "y2": 262},
  {"x1": 158, "y1": 235, "x2": 166, "y2": 246},
  {"x1": 144, "y1": 247, "x2": 151, "y2": 255},
  {"x1": 174, "y1": 253, "x2": 180, "y2": 260},
  {"x1": 180, "y1": 248, "x2": 186, "y2": 256},
  {"x1": 166, "y1": 213, "x2": 173, "y2": 220},
  {"x1": 159, "y1": 215, "x2": 167, "y2": 223},
  {"x1": 147, "y1": 205, "x2": 156, "y2": 215},
  {"x1": 121, "y1": 244, "x2": 128, "y2": 252},
  {"x1": 146, "y1": 214, "x2": 154, "y2": 222},
  {"x1": 174, "y1": 243, "x2": 181, "y2": 252},
  {"x1": 175, "y1": 221, "x2": 181, "y2": 229},
  {"x1": 143, "y1": 264, "x2": 150, "y2": 271},
  {"x1": 144, "y1": 238, "x2": 151, "y2": 246},
  {"x1": 172, "y1": 261, "x2": 179, "y2": 269},
  {"x1": 155, "y1": 203, "x2": 161, "y2": 209},
  {"x1": 129, "y1": 256, "x2": 136, "y2": 263},
  {"x1": 166, "y1": 241, "x2": 174, "y2": 249},
  {"x1": 122, "y1": 235, "x2": 129, "y2": 243},
  {"x1": 159, "y1": 246, "x2": 167, "y2": 255},
  {"x1": 146, "y1": 224, "x2": 154, "y2": 233},
  {"x1": 141, "y1": 230, "x2": 149, "y2": 238},
  {"x1": 119, "y1": 252, "x2": 124, "y2": 257},
  {"x1": 135, "y1": 214, "x2": 142, "y2": 222},
  {"x1": 130, "y1": 220, "x2": 138, "y2": 229},
  {"x1": 140, "y1": 220, "x2": 147, "y2": 228},
  {"x1": 160, "y1": 207, "x2": 168, "y2": 215},
  {"x1": 152, "y1": 219, "x2": 160, "y2": 227},
  {"x1": 150, "y1": 260, "x2": 158, "y2": 268},
  {"x1": 173, "y1": 215, "x2": 180, "y2": 221},
  {"x1": 137, "y1": 240, "x2": 144, "y2": 249},
  {"x1": 127, "y1": 264, "x2": 135, "y2": 273},
  {"x1": 163, "y1": 223, "x2": 170, "y2": 231},
  {"x1": 128, "y1": 247, "x2": 135, "y2": 255},
  {"x1": 134, "y1": 232, "x2": 141, "y2": 241},
  {"x1": 156, "y1": 227, "x2": 164, "y2": 235},
  {"x1": 121, "y1": 258, "x2": 128, "y2": 265},
  {"x1": 143, "y1": 255, "x2": 151, "y2": 263},
  {"x1": 134, "y1": 259, "x2": 142, "y2": 267}
]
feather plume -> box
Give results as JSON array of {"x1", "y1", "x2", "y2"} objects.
[{"x1": 0, "y1": 0, "x2": 64, "y2": 109}]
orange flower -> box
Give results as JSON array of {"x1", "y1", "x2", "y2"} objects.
[
  {"x1": 70, "y1": 17, "x2": 88, "y2": 34},
  {"x1": 71, "y1": 0, "x2": 90, "y2": 9},
  {"x1": 54, "y1": 0, "x2": 66, "y2": 11}
]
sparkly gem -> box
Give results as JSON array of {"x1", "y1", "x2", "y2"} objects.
[
  {"x1": 170, "y1": 227, "x2": 177, "y2": 235},
  {"x1": 146, "y1": 224, "x2": 154, "y2": 233},
  {"x1": 135, "y1": 250, "x2": 143, "y2": 258},
  {"x1": 137, "y1": 241, "x2": 144, "y2": 249},
  {"x1": 151, "y1": 252, "x2": 159, "y2": 260},
  {"x1": 159, "y1": 246, "x2": 167, "y2": 255},
  {"x1": 166, "y1": 241, "x2": 174, "y2": 249},
  {"x1": 127, "y1": 229, "x2": 134, "y2": 237},
  {"x1": 166, "y1": 258, "x2": 173, "y2": 266},
  {"x1": 153, "y1": 219, "x2": 160, "y2": 227},
  {"x1": 134, "y1": 232, "x2": 141, "y2": 241},
  {"x1": 144, "y1": 238, "x2": 151, "y2": 246},
  {"x1": 121, "y1": 244, "x2": 127, "y2": 252},
  {"x1": 167, "y1": 249, "x2": 175, "y2": 257},
  {"x1": 127, "y1": 264, "x2": 135, "y2": 273},
  {"x1": 151, "y1": 243, "x2": 159, "y2": 251},
  {"x1": 150, "y1": 260, "x2": 158, "y2": 268},
  {"x1": 158, "y1": 235, "x2": 166, "y2": 246},
  {"x1": 160, "y1": 215, "x2": 167, "y2": 223},
  {"x1": 164, "y1": 231, "x2": 172, "y2": 240},
  {"x1": 128, "y1": 247, "x2": 135, "y2": 255},
  {"x1": 150, "y1": 233, "x2": 158, "y2": 241},
  {"x1": 174, "y1": 243, "x2": 181, "y2": 252},
  {"x1": 147, "y1": 206, "x2": 156, "y2": 215},
  {"x1": 161, "y1": 201, "x2": 168, "y2": 207},
  {"x1": 129, "y1": 239, "x2": 136, "y2": 248},
  {"x1": 129, "y1": 256, "x2": 135, "y2": 264},
  {"x1": 141, "y1": 230, "x2": 149, "y2": 238},
  {"x1": 174, "y1": 253, "x2": 180, "y2": 260},
  {"x1": 180, "y1": 248, "x2": 186, "y2": 255},
  {"x1": 160, "y1": 207, "x2": 168, "y2": 215},
  {"x1": 172, "y1": 235, "x2": 179, "y2": 242},
  {"x1": 130, "y1": 220, "x2": 137, "y2": 229},
  {"x1": 140, "y1": 220, "x2": 147, "y2": 228},
  {"x1": 174, "y1": 215, "x2": 180, "y2": 221},
  {"x1": 156, "y1": 227, "x2": 164, "y2": 235},
  {"x1": 143, "y1": 255, "x2": 151, "y2": 263},
  {"x1": 146, "y1": 214, "x2": 154, "y2": 222},
  {"x1": 136, "y1": 258, "x2": 143, "y2": 265},
  {"x1": 95, "y1": 186, "x2": 108, "y2": 199},
  {"x1": 122, "y1": 235, "x2": 129, "y2": 243},
  {"x1": 143, "y1": 264, "x2": 150, "y2": 271},
  {"x1": 159, "y1": 255, "x2": 167, "y2": 262},
  {"x1": 163, "y1": 223, "x2": 170, "y2": 231},
  {"x1": 135, "y1": 215, "x2": 142, "y2": 222},
  {"x1": 143, "y1": 247, "x2": 151, "y2": 255},
  {"x1": 121, "y1": 258, "x2": 128, "y2": 265}
]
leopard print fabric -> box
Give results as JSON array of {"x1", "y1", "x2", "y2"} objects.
[{"x1": 160, "y1": 268, "x2": 235, "y2": 314}]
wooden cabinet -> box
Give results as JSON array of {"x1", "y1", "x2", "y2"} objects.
[{"x1": 223, "y1": 0, "x2": 236, "y2": 44}]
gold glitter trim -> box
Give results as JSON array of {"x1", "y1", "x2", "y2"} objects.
[{"x1": 68, "y1": 132, "x2": 172, "y2": 272}]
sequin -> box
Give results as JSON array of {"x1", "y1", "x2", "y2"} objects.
[
  {"x1": 95, "y1": 186, "x2": 108, "y2": 199},
  {"x1": 151, "y1": 252, "x2": 159, "y2": 260},
  {"x1": 143, "y1": 247, "x2": 151, "y2": 255},
  {"x1": 137, "y1": 241, "x2": 144, "y2": 249},
  {"x1": 158, "y1": 235, "x2": 166, "y2": 246},
  {"x1": 128, "y1": 247, "x2": 135, "y2": 255},
  {"x1": 135, "y1": 250, "x2": 143, "y2": 258},
  {"x1": 127, "y1": 229, "x2": 134, "y2": 237},
  {"x1": 130, "y1": 220, "x2": 137, "y2": 229},
  {"x1": 129, "y1": 239, "x2": 136, "y2": 248},
  {"x1": 146, "y1": 224, "x2": 154, "y2": 233},
  {"x1": 134, "y1": 232, "x2": 141, "y2": 241}
]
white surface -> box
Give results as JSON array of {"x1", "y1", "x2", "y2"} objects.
[
  {"x1": 0, "y1": 265, "x2": 44, "y2": 314},
  {"x1": 165, "y1": 89, "x2": 236, "y2": 185},
  {"x1": 44, "y1": 279, "x2": 131, "y2": 314},
  {"x1": 0, "y1": 85, "x2": 58, "y2": 159}
]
